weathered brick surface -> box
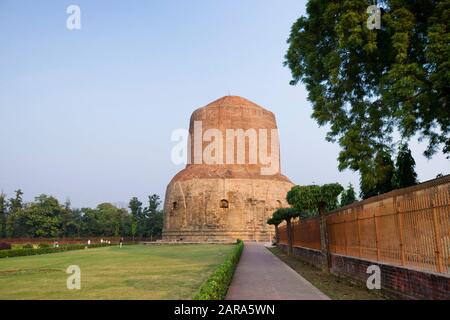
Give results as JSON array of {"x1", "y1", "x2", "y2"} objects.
[
  {"x1": 281, "y1": 244, "x2": 450, "y2": 300},
  {"x1": 164, "y1": 178, "x2": 293, "y2": 242},
  {"x1": 330, "y1": 254, "x2": 450, "y2": 300},
  {"x1": 163, "y1": 96, "x2": 294, "y2": 242},
  {"x1": 277, "y1": 243, "x2": 325, "y2": 269}
]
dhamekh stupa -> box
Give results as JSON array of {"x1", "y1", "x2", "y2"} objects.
[{"x1": 163, "y1": 96, "x2": 294, "y2": 242}]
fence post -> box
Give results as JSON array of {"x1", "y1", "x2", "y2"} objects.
[
  {"x1": 356, "y1": 208, "x2": 362, "y2": 258},
  {"x1": 319, "y1": 207, "x2": 331, "y2": 272},
  {"x1": 430, "y1": 189, "x2": 445, "y2": 273},
  {"x1": 275, "y1": 226, "x2": 279, "y2": 244},
  {"x1": 292, "y1": 220, "x2": 296, "y2": 248},
  {"x1": 374, "y1": 212, "x2": 380, "y2": 261},
  {"x1": 394, "y1": 196, "x2": 406, "y2": 266},
  {"x1": 286, "y1": 219, "x2": 293, "y2": 256},
  {"x1": 343, "y1": 216, "x2": 348, "y2": 256}
]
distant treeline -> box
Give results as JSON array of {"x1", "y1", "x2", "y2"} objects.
[{"x1": 0, "y1": 190, "x2": 163, "y2": 239}]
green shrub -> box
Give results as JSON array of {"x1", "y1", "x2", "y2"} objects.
[
  {"x1": 0, "y1": 243, "x2": 114, "y2": 259},
  {"x1": 0, "y1": 243, "x2": 12, "y2": 250},
  {"x1": 22, "y1": 243, "x2": 33, "y2": 249},
  {"x1": 193, "y1": 240, "x2": 244, "y2": 300},
  {"x1": 38, "y1": 243, "x2": 50, "y2": 248}
]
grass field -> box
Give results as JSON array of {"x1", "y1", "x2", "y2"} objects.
[{"x1": 0, "y1": 244, "x2": 234, "y2": 300}]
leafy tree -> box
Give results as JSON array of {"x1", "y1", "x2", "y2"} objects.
[
  {"x1": 128, "y1": 197, "x2": 143, "y2": 238},
  {"x1": 0, "y1": 190, "x2": 159, "y2": 239},
  {"x1": 27, "y1": 195, "x2": 63, "y2": 237},
  {"x1": 6, "y1": 189, "x2": 26, "y2": 237},
  {"x1": 69, "y1": 208, "x2": 83, "y2": 238},
  {"x1": 287, "y1": 183, "x2": 343, "y2": 270},
  {"x1": 145, "y1": 194, "x2": 160, "y2": 215},
  {"x1": 9, "y1": 189, "x2": 23, "y2": 213},
  {"x1": 267, "y1": 210, "x2": 283, "y2": 244},
  {"x1": 128, "y1": 197, "x2": 142, "y2": 217},
  {"x1": 375, "y1": 150, "x2": 395, "y2": 194},
  {"x1": 97, "y1": 203, "x2": 127, "y2": 237},
  {"x1": 287, "y1": 184, "x2": 344, "y2": 214},
  {"x1": 393, "y1": 143, "x2": 418, "y2": 188},
  {"x1": 127, "y1": 194, "x2": 163, "y2": 239},
  {"x1": 340, "y1": 184, "x2": 357, "y2": 207},
  {"x1": 130, "y1": 219, "x2": 138, "y2": 241},
  {"x1": 0, "y1": 193, "x2": 6, "y2": 238},
  {"x1": 285, "y1": 0, "x2": 450, "y2": 179},
  {"x1": 360, "y1": 149, "x2": 395, "y2": 199},
  {"x1": 148, "y1": 211, "x2": 163, "y2": 239},
  {"x1": 8, "y1": 195, "x2": 63, "y2": 237},
  {"x1": 272, "y1": 208, "x2": 302, "y2": 255},
  {"x1": 121, "y1": 212, "x2": 133, "y2": 238},
  {"x1": 81, "y1": 203, "x2": 130, "y2": 237},
  {"x1": 59, "y1": 199, "x2": 78, "y2": 238},
  {"x1": 131, "y1": 220, "x2": 137, "y2": 241},
  {"x1": 144, "y1": 194, "x2": 162, "y2": 239},
  {"x1": 80, "y1": 207, "x2": 102, "y2": 236}
]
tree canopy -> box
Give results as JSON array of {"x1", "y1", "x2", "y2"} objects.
[
  {"x1": 270, "y1": 207, "x2": 303, "y2": 255},
  {"x1": 359, "y1": 144, "x2": 418, "y2": 198},
  {"x1": 0, "y1": 193, "x2": 7, "y2": 237},
  {"x1": 285, "y1": 0, "x2": 450, "y2": 176},
  {"x1": 144, "y1": 194, "x2": 163, "y2": 239},
  {"x1": 267, "y1": 210, "x2": 284, "y2": 244},
  {"x1": 393, "y1": 143, "x2": 418, "y2": 188},
  {"x1": 287, "y1": 183, "x2": 344, "y2": 213},
  {"x1": 360, "y1": 148, "x2": 395, "y2": 199},
  {"x1": 340, "y1": 184, "x2": 357, "y2": 206},
  {"x1": 267, "y1": 210, "x2": 283, "y2": 226},
  {"x1": 0, "y1": 190, "x2": 164, "y2": 239},
  {"x1": 274, "y1": 207, "x2": 302, "y2": 222}
]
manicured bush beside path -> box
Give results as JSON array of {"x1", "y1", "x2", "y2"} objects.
[
  {"x1": 194, "y1": 240, "x2": 244, "y2": 300},
  {"x1": 0, "y1": 243, "x2": 114, "y2": 259}
]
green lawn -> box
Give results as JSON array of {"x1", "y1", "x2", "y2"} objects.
[{"x1": 0, "y1": 244, "x2": 234, "y2": 300}]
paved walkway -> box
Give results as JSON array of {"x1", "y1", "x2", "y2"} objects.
[{"x1": 226, "y1": 243, "x2": 329, "y2": 300}]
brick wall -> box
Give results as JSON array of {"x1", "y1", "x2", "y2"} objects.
[
  {"x1": 277, "y1": 243, "x2": 450, "y2": 300},
  {"x1": 331, "y1": 254, "x2": 450, "y2": 300},
  {"x1": 277, "y1": 243, "x2": 325, "y2": 270}
]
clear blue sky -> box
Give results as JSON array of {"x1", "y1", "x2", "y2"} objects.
[{"x1": 0, "y1": 0, "x2": 448, "y2": 208}]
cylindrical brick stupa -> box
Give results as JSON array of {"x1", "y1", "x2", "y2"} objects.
[{"x1": 163, "y1": 96, "x2": 294, "y2": 242}]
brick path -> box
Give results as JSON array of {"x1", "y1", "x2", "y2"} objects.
[{"x1": 226, "y1": 243, "x2": 329, "y2": 300}]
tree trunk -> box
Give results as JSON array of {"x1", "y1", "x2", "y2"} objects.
[
  {"x1": 275, "y1": 225, "x2": 280, "y2": 244},
  {"x1": 318, "y1": 205, "x2": 331, "y2": 272},
  {"x1": 286, "y1": 219, "x2": 293, "y2": 256}
]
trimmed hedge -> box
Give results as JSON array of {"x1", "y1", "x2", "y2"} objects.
[
  {"x1": 0, "y1": 243, "x2": 113, "y2": 259},
  {"x1": 194, "y1": 240, "x2": 244, "y2": 300},
  {"x1": 0, "y1": 242, "x2": 12, "y2": 250}
]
